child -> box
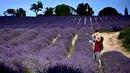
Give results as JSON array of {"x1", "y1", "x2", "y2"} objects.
[{"x1": 89, "y1": 30, "x2": 99, "y2": 50}]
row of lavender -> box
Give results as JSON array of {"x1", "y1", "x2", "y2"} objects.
[
  {"x1": 0, "y1": 16, "x2": 130, "y2": 31},
  {"x1": 0, "y1": 15, "x2": 130, "y2": 24},
  {"x1": 101, "y1": 51, "x2": 130, "y2": 73},
  {"x1": 0, "y1": 27, "x2": 60, "y2": 73},
  {"x1": 51, "y1": 27, "x2": 98, "y2": 73},
  {"x1": 0, "y1": 27, "x2": 99, "y2": 73}
]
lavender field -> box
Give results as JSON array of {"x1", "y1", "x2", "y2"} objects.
[{"x1": 0, "y1": 16, "x2": 130, "y2": 73}]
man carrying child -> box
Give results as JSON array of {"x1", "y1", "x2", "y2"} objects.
[{"x1": 89, "y1": 30, "x2": 104, "y2": 67}]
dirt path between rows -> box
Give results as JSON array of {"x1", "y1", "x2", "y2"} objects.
[{"x1": 100, "y1": 32, "x2": 130, "y2": 58}]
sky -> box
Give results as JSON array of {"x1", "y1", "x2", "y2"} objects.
[{"x1": 0, "y1": 0, "x2": 130, "y2": 16}]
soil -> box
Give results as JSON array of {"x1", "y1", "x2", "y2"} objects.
[{"x1": 100, "y1": 32, "x2": 130, "y2": 58}]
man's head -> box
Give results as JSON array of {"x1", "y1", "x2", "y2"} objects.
[{"x1": 94, "y1": 30, "x2": 99, "y2": 36}]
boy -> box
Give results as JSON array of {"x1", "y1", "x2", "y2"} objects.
[{"x1": 89, "y1": 30, "x2": 99, "y2": 50}]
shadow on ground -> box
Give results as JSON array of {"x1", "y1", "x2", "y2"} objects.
[{"x1": 42, "y1": 65, "x2": 83, "y2": 73}]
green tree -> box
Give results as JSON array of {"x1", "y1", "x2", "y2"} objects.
[
  {"x1": 30, "y1": 1, "x2": 43, "y2": 16},
  {"x1": 77, "y1": 3, "x2": 84, "y2": 16},
  {"x1": 124, "y1": 7, "x2": 128, "y2": 16},
  {"x1": 55, "y1": 4, "x2": 72, "y2": 16},
  {"x1": 44, "y1": 7, "x2": 54, "y2": 16},
  {"x1": 77, "y1": 3, "x2": 94, "y2": 16},
  {"x1": 16, "y1": 8, "x2": 26, "y2": 16},
  {"x1": 98, "y1": 7, "x2": 119, "y2": 16},
  {"x1": 6, "y1": 9, "x2": 16, "y2": 16}
]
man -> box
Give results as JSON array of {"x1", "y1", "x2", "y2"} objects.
[
  {"x1": 94, "y1": 35, "x2": 102, "y2": 67},
  {"x1": 89, "y1": 30, "x2": 103, "y2": 67},
  {"x1": 89, "y1": 30, "x2": 102, "y2": 67}
]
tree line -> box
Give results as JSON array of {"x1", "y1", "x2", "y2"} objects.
[
  {"x1": 2, "y1": 1, "x2": 129, "y2": 16},
  {"x1": 3, "y1": 8, "x2": 26, "y2": 16}
]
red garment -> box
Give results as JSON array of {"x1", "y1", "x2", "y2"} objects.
[{"x1": 94, "y1": 41, "x2": 103, "y2": 52}]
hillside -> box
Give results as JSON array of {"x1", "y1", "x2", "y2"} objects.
[{"x1": 0, "y1": 16, "x2": 130, "y2": 73}]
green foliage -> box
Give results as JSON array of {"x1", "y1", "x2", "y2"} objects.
[
  {"x1": 118, "y1": 27, "x2": 130, "y2": 51},
  {"x1": 77, "y1": 3, "x2": 94, "y2": 16},
  {"x1": 44, "y1": 7, "x2": 54, "y2": 16},
  {"x1": 15, "y1": 8, "x2": 26, "y2": 16},
  {"x1": 55, "y1": 4, "x2": 72, "y2": 16},
  {"x1": 98, "y1": 7, "x2": 120, "y2": 16},
  {"x1": 30, "y1": 1, "x2": 43, "y2": 16},
  {"x1": 6, "y1": 9, "x2": 16, "y2": 16},
  {"x1": 6, "y1": 8, "x2": 26, "y2": 17},
  {"x1": 24, "y1": 68, "x2": 32, "y2": 73}
]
